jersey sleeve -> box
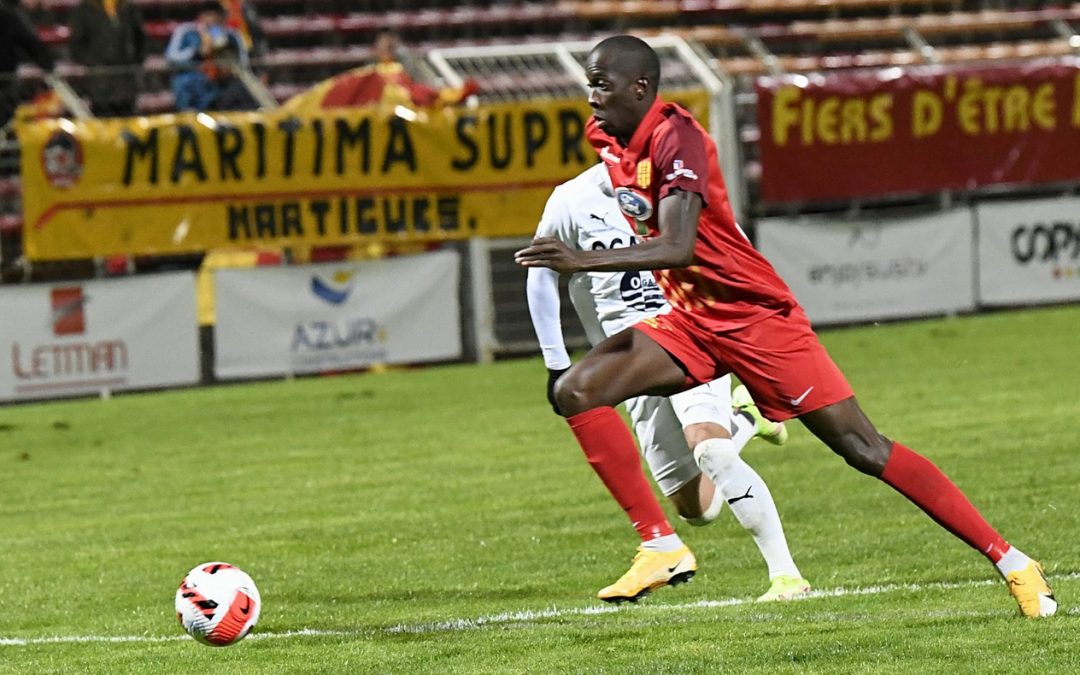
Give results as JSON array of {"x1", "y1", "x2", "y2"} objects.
[
  {"x1": 534, "y1": 184, "x2": 577, "y2": 243},
  {"x1": 651, "y1": 116, "x2": 711, "y2": 207},
  {"x1": 526, "y1": 267, "x2": 571, "y2": 370},
  {"x1": 527, "y1": 186, "x2": 576, "y2": 370}
]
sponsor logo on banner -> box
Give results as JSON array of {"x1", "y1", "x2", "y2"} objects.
[
  {"x1": 11, "y1": 286, "x2": 130, "y2": 392},
  {"x1": 290, "y1": 317, "x2": 387, "y2": 364},
  {"x1": 808, "y1": 258, "x2": 929, "y2": 286},
  {"x1": 977, "y1": 197, "x2": 1080, "y2": 306},
  {"x1": 758, "y1": 210, "x2": 974, "y2": 325},
  {"x1": 310, "y1": 269, "x2": 356, "y2": 305},
  {"x1": 1009, "y1": 220, "x2": 1080, "y2": 280},
  {"x1": 41, "y1": 130, "x2": 84, "y2": 189},
  {"x1": 50, "y1": 286, "x2": 87, "y2": 335},
  {"x1": 214, "y1": 252, "x2": 461, "y2": 379},
  {"x1": 294, "y1": 268, "x2": 388, "y2": 369},
  {"x1": 807, "y1": 226, "x2": 929, "y2": 287},
  {"x1": 1, "y1": 274, "x2": 198, "y2": 400}
]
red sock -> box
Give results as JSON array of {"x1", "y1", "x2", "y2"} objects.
[
  {"x1": 567, "y1": 407, "x2": 674, "y2": 541},
  {"x1": 881, "y1": 442, "x2": 1009, "y2": 561}
]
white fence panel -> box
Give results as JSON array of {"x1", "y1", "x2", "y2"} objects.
[
  {"x1": 758, "y1": 210, "x2": 975, "y2": 325},
  {"x1": 214, "y1": 251, "x2": 461, "y2": 379},
  {"x1": 0, "y1": 272, "x2": 198, "y2": 401},
  {"x1": 977, "y1": 196, "x2": 1080, "y2": 306}
]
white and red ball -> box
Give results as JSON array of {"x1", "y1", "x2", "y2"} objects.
[{"x1": 175, "y1": 562, "x2": 261, "y2": 646}]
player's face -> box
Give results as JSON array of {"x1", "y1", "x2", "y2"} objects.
[{"x1": 585, "y1": 49, "x2": 646, "y2": 142}]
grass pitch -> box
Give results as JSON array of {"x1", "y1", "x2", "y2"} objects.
[{"x1": 1, "y1": 305, "x2": 1079, "y2": 673}]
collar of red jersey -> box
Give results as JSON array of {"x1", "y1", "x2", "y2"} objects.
[
  {"x1": 623, "y1": 97, "x2": 672, "y2": 159},
  {"x1": 589, "y1": 97, "x2": 673, "y2": 164}
]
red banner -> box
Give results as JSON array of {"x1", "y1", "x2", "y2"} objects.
[{"x1": 756, "y1": 59, "x2": 1080, "y2": 203}]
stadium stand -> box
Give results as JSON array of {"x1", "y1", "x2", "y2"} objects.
[
  {"x1": 1, "y1": 0, "x2": 1078, "y2": 280},
  {"x1": 23, "y1": 3, "x2": 1080, "y2": 92}
]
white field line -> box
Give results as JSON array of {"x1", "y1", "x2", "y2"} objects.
[{"x1": 2, "y1": 572, "x2": 1076, "y2": 647}]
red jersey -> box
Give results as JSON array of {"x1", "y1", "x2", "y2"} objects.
[{"x1": 588, "y1": 98, "x2": 797, "y2": 331}]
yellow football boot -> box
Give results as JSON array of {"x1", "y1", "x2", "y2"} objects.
[
  {"x1": 597, "y1": 545, "x2": 697, "y2": 603},
  {"x1": 1007, "y1": 560, "x2": 1057, "y2": 618},
  {"x1": 757, "y1": 574, "x2": 812, "y2": 602}
]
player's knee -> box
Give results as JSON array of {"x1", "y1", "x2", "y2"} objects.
[
  {"x1": 683, "y1": 422, "x2": 730, "y2": 450},
  {"x1": 552, "y1": 373, "x2": 600, "y2": 417},
  {"x1": 692, "y1": 438, "x2": 739, "y2": 475},
  {"x1": 680, "y1": 499, "x2": 723, "y2": 526},
  {"x1": 664, "y1": 480, "x2": 703, "y2": 523},
  {"x1": 674, "y1": 482, "x2": 724, "y2": 526},
  {"x1": 832, "y1": 432, "x2": 891, "y2": 476}
]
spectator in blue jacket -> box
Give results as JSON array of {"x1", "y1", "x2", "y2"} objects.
[{"x1": 165, "y1": 1, "x2": 251, "y2": 111}]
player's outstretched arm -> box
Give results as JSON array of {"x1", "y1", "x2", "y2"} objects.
[
  {"x1": 515, "y1": 190, "x2": 702, "y2": 274},
  {"x1": 526, "y1": 267, "x2": 571, "y2": 414}
]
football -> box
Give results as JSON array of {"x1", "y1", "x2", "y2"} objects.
[{"x1": 175, "y1": 562, "x2": 261, "y2": 646}]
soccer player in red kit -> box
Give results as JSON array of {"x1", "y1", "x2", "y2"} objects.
[{"x1": 515, "y1": 35, "x2": 1055, "y2": 616}]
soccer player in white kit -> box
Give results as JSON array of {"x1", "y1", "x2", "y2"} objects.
[{"x1": 527, "y1": 163, "x2": 810, "y2": 602}]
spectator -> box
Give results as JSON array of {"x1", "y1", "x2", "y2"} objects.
[
  {"x1": 165, "y1": 1, "x2": 254, "y2": 112},
  {"x1": 68, "y1": 0, "x2": 146, "y2": 117},
  {"x1": 290, "y1": 29, "x2": 477, "y2": 112},
  {"x1": 0, "y1": 0, "x2": 55, "y2": 129}
]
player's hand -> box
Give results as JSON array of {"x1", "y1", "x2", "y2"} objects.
[
  {"x1": 546, "y1": 367, "x2": 569, "y2": 415},
  {"x1": 514, "y1": 237, "x2": 583, "y2": 274}
]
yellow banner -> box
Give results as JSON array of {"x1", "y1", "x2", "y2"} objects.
[{"x1": 19, "y1": 92, "x2": 709, "y2": 260}]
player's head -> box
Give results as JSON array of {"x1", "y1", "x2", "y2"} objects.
[{"x1": 585, "y1": 36, "x2": 661, "y2": 142}]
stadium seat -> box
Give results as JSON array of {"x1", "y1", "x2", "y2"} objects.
[
  {"x1": 0, "y1": 176, "x2": 19, "y2": 199},
  {"x1": 0, "y1": 214, "x2": 22, "y2": 235},
  {"x1": 742, "y1": 0, "x2": 958, "y2": 12},
  {"x1": 135, "y1": 89, "x2": 176, "y2": 116},
  {"x1": 571, "y1": 1, "x2": 682, "y2": 21}
]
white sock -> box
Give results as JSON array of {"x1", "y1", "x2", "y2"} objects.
[
  {"x1": 730, "y1": 411, "x2": 755, "y2": 452},
  {"x1": 693, "y1": 438, "x2": 801, "y2": 580},
  {"x1": 682, "y1": 487, "x2": 726, "y2": 526},
  {"x1": 641, "y1": 533, "x2": 684, "y2": 553},
  {"x1": 995, "y1": 546, "x2": 1029, "y2": 577}
]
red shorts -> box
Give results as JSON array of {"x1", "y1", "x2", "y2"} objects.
[{"x1": 634, "y1": 306, "x2": 853, "y2": 422}]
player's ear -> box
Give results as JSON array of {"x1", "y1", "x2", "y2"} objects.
[{"x1": 635, "y1": 77, "x2": 649, "y2": 100}]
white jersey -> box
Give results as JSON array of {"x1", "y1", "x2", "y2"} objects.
[
  {"x1": 526, "y1": 164, "x2": 735, "y2": 496},
  {"x1": 532, "y1": 163, "x2": 668, "y2": 352}
]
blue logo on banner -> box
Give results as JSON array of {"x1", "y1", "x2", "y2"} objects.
[{"x1": 311, "y1": 270, "x2": 355, "y2": 305}]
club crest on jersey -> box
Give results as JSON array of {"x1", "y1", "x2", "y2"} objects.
[
  {"x1": 636, "y1": 160, "x2": 652, "y2": 189},
  {"x1": 614, "y1": 187, "x2": 653, "y2": 222}
]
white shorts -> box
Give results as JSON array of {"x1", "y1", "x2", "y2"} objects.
[{"x1": 624, "y1": 375, "x2": 733, "y2": 496}]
